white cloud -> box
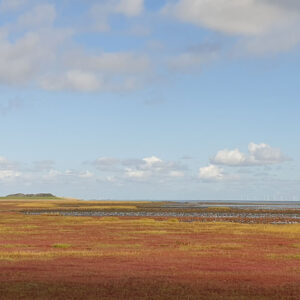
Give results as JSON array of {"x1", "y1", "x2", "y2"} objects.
[
  {"x1": 0, "y1": 26, "x2": 71, "y2": 85},
  {"x1": 125, "y1": 168, "x2": 146, "y2": 179},
  {"x1": 236, "y1": 27, "x2": 300, "y2": 55},
  {"x1": 91, "y1": 157, "x2": 120, "y2": 172},
  {"x1": 17, "y1": 4, "x2": 56, "y2": 29},
  {"x1": 42, "y1": 70, "x2": 103, "y2": 92},
  {"x1": 169, "y1": 170, "x2": 184, "y2": 178},
  {"x1": 90, "y1": 155, "x2": 187, "y2": 181},
  {"x1": 91, "y1": 0, "x2": 144, "y2": 32},
  {"x1": 263, "y1": 0, "x2": 300, "y2": 11},
  {"x1": 143, "y1": 156, "x2": 162, "y2": 167},
  {"x1": 168, "y1": 47, "x2": 219, "y2": 72},
  {"x1": 0, "y1": 170, "x2": 21, "y2": 180},
  {"x1": 199, "y1": 164, "x2": 223, "y2": 180},
  {"x1": 163, "y1": 0, "x2": 298, "y2": 36},
  {"x1": 0, "y1": 156, "x2": 19, "y2": 170},
  {"x1": 248, "y1": 142, "x2": 288, "y2": 164},
  {"x1": 106, "y1": 175, "x2": 117, "y2": 182},
  {"x1": 79, "y1": 171, "x2": 94, "y2": 178},
  {"x1": 32, "y1": 160, "x2": 55, "y2": 171},
  {"x1": 0, "y1": 2, "x2": 150, "y2": 92},
  {"x1": 0, "y1": 32, "x2": 47, "y2": 85},
  {"x1": 163, "y1": 0, "x2": 300, "y2": 54},
  {"x1": 95, "y1": 157, "x2": 120, "y2": 166},
  {"x1": 115, "y1": 0, "x2": 144, "y2": 16},
  {"x1": 87, "y1": 155, "x2": 186, "y2": 181},
  {"x1": 211, "y1": 148, "x2": 247, "y2": 166},
  {"x1": 211, "y1": 143, "x2": 290, "y2": 166},
  {"x1": 65, "y1": 52, "x2": 149, "y2": 75},
  {"x1": 42, "y1": 169, "x2": 62, "y2": 180},
  {"x1": 40, "y1": 51, "x2": 150, "y2": 92},
  {"x1": 0, "y1": 154, "x2": 186, "y2": 187},
  {"x1": 41, "y1": 169, "x2": 95, "y2": 181},
  {"x1": 0, "y1": 0, "x2": 28, "y2": 12}
]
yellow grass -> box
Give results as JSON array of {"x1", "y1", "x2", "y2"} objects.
[
  {"x1": 98, "y1": 217, "x2": 120, "y2": 222},
  {"x1": 94, "y1": 243, "x2": 141, "y2": 249},
  {"x1": 167, "y1": 218, "x2": 179, "y2": 223},
  {"x1": 179, "y1": 242, "x2": 243, "y2": 251},
  {"x1": 131, "y1": 230, "x2": 170, "y2": 235},
  {"x1": 0, "y1": 249, "x2": 143, "y2": 261},
  {"x1": 17, "y1": 203, "x2": 57, "y2": 208},
  {"x1": 0, "y1": 244, "x2": 32, "y2": 248},
  {"x1": 203, "y1": 206, "x2": 231, "y2": 212},
  {"x1": 260, "y1": 224, "x2": 300, "y2": 234},
  {"x1": 268, "y1": 254, "x2": 300, "y2": 260}
]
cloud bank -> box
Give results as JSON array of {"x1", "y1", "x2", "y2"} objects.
[
  {"x1": 163, "y1": 0, "x2": 300, "y2": 54},
  {"x1": 211, "y1": 142, "x2": 290, "y2": 166},
  {"x1": 0, "y1": 0, "x2": 299, "y2": 93}
]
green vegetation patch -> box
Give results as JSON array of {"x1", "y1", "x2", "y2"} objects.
[{"x1": 52, "y1": 243, "x2": 72, "y2": 249}]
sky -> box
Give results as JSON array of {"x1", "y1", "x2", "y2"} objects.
[{"x1": 0, "y1": 0, "x2": 299, "y2": 201}]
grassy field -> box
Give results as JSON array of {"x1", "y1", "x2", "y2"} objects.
[{"x1": 0, "y1": 198, "x2": 300, "y2": 299}]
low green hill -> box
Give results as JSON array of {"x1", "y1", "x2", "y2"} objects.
[{"x1": 2, "y1": 193, "x2": 59, "y2": 199}]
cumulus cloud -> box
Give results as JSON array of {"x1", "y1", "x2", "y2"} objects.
[
  {"x1": 65, "y1": 52, "x2": 149, "y2": 75},
  {"x1": 168, "y1": 44, "x2": 220, "y2": 72},
  {"x1": 115, "y1": 0, "x2": 144, "y2": 16},
  {"x1": 0, "y1": 154, "x2": 185, "y2": 191},
  {"x1": 92, "y1": 157, "x2": 120, "y2": 171},
  {"x1": 0, "y1": 156, "x2": 22, "y2": 181},
  {"x1": 78, "y1": 171, "x2": 94, "y2": 179},
  {"x1": 169, "y1": 170, "x2": 185, "y2": 178},
  {"x1": 41, "y1": 51, "x2": 150, "y2": 92},
  {"x1": 0, "y1": 156, "x2": 19, "y2": 170},
  {"x1": 0, "y1": 170, "x2": 21, "y2": 180},
  {"x1": 42, "y1": 169, "x2": 62, "y2": 180},
  {"x1": 162, "y1": 0, "x2": 294, "y2": 36},
  {"x1": 42, "y1": 70, "x2": 103, "y2": 92},
  {"x1": 17, "y1": 3, "x2": 56, "y2": 29},
  {"x1": 248, "y1": 142, "x2": 289, "y2": 164},
  {"x1": 42, "y1": 169, "x2": 94, "y2": 181},
  {"x1": 124, "y1": 156, "x2": 185, "y2": 180},
  {"x1": 162, "y1": 0, "x2": 300, "y2": 54},
  {"x1": 0, "y1": 2, "x2": 150, "y2": 92},
  {"x1": 88, "y1": 155, "x2": 186, "y2": 181},
  {"x1": 263, "y1": 0, "x2": 300, "y2": 11},
  {"x1": 0, "y1": 154, "x2": 96, "y2": 185},
  {"x1": 211, "y1": 149, "x2": 247, "y2": 166},
  {"x1": 211, "y1": 143, "x2": 290, "y2": 166},
  {"x1": 198, "y1": 164, "x2": 223, "y2": 180},
  {"x1": 0, "y1": 32, "x2": 47, "y2": 84},
  {"x1": 0, "y1": 0, "x2": 28, "y2": 12},
  {"x1": 0, "y1": 11, "x2": 72, "y2": 86},
  {"x1": 125, "y1": 168, "x2": 146, "y2": 179},
  {"x1": 32, "y1": 160, "x2": 55, "y2": 172},
  {"x1": 91, "y1": 0, "x2": 144, "y2": 32}
]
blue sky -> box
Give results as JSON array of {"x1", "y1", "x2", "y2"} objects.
[{"x1": 0, "y1": 0, "x2": 299, "y2": 200}]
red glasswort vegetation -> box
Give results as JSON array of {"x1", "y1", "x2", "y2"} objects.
[{"x1": 0, "y1": 199, "x2": 300, "y2": 299}]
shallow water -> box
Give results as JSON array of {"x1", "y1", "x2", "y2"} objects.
[
  {"x1": 24, "y1": 211, "x2": 300, "y2": 221},
  {"x1": 163, "y1": 201, "x2": 300, "y2": 210}
]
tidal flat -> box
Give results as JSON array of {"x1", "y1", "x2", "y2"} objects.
[{"x1": 1, "y1": 198, "x2": 300, "y2": 299}]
